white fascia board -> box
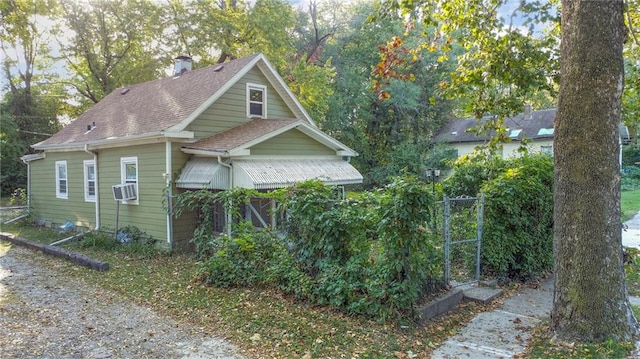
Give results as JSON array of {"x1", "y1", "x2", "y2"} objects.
[
  {"x1": 32, "y1": 132, "x2": 170, "y2": 151},
  {"x1": 181, "y1": 148, "x2": 229, "y2": 157},
  {"x1": 227, "y1": 148, "x2": 251, "y2": 156},
  {"x1": 166, "y1": 56, "x2": 264, "y2": 133},
  {"x1": 20, "y1": 153, "x2": 46, "y2": 162},
  {"x1": 163, "y1": 130, "x2": 195, "y2": 139},
  {"x1": 255, "y1": 57, "x2": 316, "y2": 126}
]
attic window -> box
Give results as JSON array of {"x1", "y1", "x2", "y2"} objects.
[
  {"x1": 247, "y1": 83, "x2": 267, "y2": 118},
  {"x1": 509, "y1": 129, "x2": 522, "y2": 138},
  {"x1": 537, "y1": 128, "x2": 554, "y2": 136}
]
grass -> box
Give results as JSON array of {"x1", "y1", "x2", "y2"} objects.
[
  {"x1": 622, "y1": 189, "x2": 640, "y2": 222},
  {"x1": 0, "y1": 222, "x2": 494, "y2": 358}
]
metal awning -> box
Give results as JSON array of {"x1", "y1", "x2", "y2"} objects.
[
  {"x1": 176, "y1": 157, "x2": 230, "y2": 190},
  {"x1": 233, "y1": 159, "x2": 363, "y2": 190}
]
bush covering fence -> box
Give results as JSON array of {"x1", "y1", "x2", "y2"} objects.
[{"x1": 174, "y1": 153, "x2": 555, "y2": 322}]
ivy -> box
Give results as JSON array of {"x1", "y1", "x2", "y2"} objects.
[
  {"x1": 176, "y1": 177, "x2": 445, "y2": 323},
  {"x1": 443, "y1": 152, "x2": 554, "y2": 280}
]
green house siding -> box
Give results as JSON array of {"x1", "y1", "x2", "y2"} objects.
[
  {"x1": 250, "y1": 129, "x2": 336, "y2": 156},
  {"x1": 97, "y1": 143, "x2": 169, "y2": 244},
  {"x1": 29, "y1": 151, "x2": 96, "y2": 229},
  {"x1": 169, "y1": 146, "x2": 195, "y2": 248},
  {"x1": 187, "y1": 68, "x2": 296, "y2": 138}
]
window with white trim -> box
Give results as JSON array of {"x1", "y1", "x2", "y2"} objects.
[
  {"x1": 541, "y1": 145, "x2": 553, "y2": 156},
  {"x1": 84, "y1": 160, "x2": 96, "y2": 202},
  {"x1": 120, "y1": 157, "x2": 138, "y2": 204},
  {"x1": 55, "y1": 161, "x2": 68, "y2": 199},
  {"x1": 247, "y1": 83, "x2": 266, "y2": 118}
]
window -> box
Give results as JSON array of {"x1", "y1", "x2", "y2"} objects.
[
  {"x1": 537, "y1": 128, "x2": 554, "y2": 136},
  {"x1": 509, "y1": 129, "x2": 522, "y2": 138},
  {"x1": 120, "y1": 157, "x2": 138, "y2": 204},
  {"x1": 55, "y1": 161, "x2": 68, "y2": 199},
  {"x1": 541, "y1": 145, "x2": 553, "y2": 156},
  {"x1": 84, "y1": 160, "x2": 96, "y2": 202},
  {"x1": 247, "y1": 83, "x2": 266, "y2": 118}
]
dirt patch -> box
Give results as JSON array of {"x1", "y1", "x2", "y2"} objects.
[{"x1": 0, "y1": 244, "x2": 244, "y2": 359}]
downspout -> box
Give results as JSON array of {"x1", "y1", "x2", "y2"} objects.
[
  {"x1": 217, "y1": 156, "x2": 233, "y2": 237},
  {"x1": 165, "y1": 142, "x2": 173, "y2": 246},
  {"x1": 84, "y1": 144, "x2": 100, "y2": 229},
  {"x1": 20, "y1": 157, "x2": 32, "y2": 213}
]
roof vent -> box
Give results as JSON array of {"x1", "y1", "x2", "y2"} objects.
[
  {"x1": 84, "y1": 122, "x2": 97, "y2": 134},
  {"x1": 213, "y1": 64, "x2": 224, "y2": 72},
  {"x1": 174, "y1": 55, "x2": 192, "y2": 76},
  {"x1": 120, "y1": 88, "x2": 129, "y2": 95}
]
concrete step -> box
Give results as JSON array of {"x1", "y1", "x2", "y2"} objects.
[
  {"x1": 418, "y1": 288, "x2": 463, "y2": 323},
  {"x1": 463, "y1": 286, "x2": 504, "y2": 304}
]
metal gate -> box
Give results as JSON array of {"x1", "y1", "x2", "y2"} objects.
[{"x1": 439, "y1": 194, "x2": 485, "y2": 287}]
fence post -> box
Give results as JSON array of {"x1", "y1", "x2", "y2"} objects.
[
  {"x1": 475, "y1": 193, "x2": 485, "y2": 282},
  {"x1": 443, "y1": 196, "x2": 451, "y2": 285}
]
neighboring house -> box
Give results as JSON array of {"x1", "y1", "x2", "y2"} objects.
[
  {"x1": 22, "y1": 53, "x2": 363, "y2": 251},
  {"x1": 435, "y1": 107, "x2": 632, "y2": 163},
  {"x1": 434, "y1": 107, "x2": 556, "y2": 159}
]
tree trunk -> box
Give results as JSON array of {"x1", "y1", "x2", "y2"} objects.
[{"x1": 552, "y1": 0, "x2": 637, "y2": 341}]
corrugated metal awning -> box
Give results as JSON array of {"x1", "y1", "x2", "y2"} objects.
[
  {"x1": 234, "y1": 159, "x2": 363, "y2": 189},
  {"x1": 176, "y1": 157, "x2": 230, "y2": 190}
]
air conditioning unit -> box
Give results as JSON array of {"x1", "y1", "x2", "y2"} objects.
[{"x1": 112, "y1": 183, "x2": 137, "y2": 201}]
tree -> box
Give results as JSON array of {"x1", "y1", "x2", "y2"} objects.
[
  {"x1": 623, "y1": 0, "x2": 640, "y2": 136},
  {"x1": 58, "y1": 0, "x2": 166, "y2": 111},
  {"x1": 551, "y1": 0, "x2": 637, "y2": 342},
  {"x1": 320, "y1": 2, "x2": 458, "y2": 187},
  {"x1": 186, "y1": 0, "x2": 295, "y2": 69},
  {"x1": 1, "y1": 0, "x2": 65, "y2": 195}
]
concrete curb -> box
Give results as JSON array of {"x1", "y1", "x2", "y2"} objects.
[{"x1": 0, "y1": 232, "x2": 109, "y2": 271}]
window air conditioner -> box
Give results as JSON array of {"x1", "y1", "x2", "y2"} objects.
[{"x1": 112, "y1": 183, "x2": 137, "y2": 201}]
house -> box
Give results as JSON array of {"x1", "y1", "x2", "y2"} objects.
[
  {"x1": 22, "y1": 53, "x2": 363, "y2": 251},
  {"x1": 434, "y1": 107, "x2": 556, "y2": 159},
  {"x1": 435, "y1": 107, "x2": 633, "y2": 161}
]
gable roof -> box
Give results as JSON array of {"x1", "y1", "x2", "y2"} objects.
[
  {"x1": 435, "y1": 108, "x2": 556, "y2": 144},
  {"x1": 182, "y1": 119, "x2": 358, "y2": 157},
  {"x1": 32, "y1": 53, "x2": 315, "y2": 150}
]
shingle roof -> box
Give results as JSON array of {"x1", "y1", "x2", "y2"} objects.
[
  {"x1": 183, "y1": 119, "x2": 299, "y2": 152},
  {"x1": 434, "y1": 109, "x2": 556, "y2": 143},
  {"x1": 34, "y1": 54, "x2": 262, "y2": 148}
]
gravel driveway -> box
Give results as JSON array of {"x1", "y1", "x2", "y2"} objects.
[{"x1": 0, "y1": 244, "x2": 245, "y2": 359}]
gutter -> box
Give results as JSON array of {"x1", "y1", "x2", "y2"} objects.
[
  {"x1": 84, "y1": 144, "x2": 100, "y2": 230},
  {"x1": 33, "y1": 131, "x2": 194, "y2": 151}
]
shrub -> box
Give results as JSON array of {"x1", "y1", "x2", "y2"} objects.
[
  {"x1": 442, "y1": 153, "x2": 508, "y2": 197},
  {"x1": 481, "y1": 154, "x2": 554, "y2": 279},
  {"x1": 443, "y1": 153, "x2": 554, "y2": 280},
  {"x1": 78, "y1": 226, "x2": 159, "y2": 258},
  {"x1": 375, "y1": 176, "x2": 443, "y2": 319},
  {"x1": 203, "y1": 225, "x2": 312, "y2": 298},
  {"x1": 193, "y1": 177, "x2": 445, "y2": 323},
  {"x1": 281, "y1": 180, "x2": 371, "y2": 275},
  {"x1": 622, "y1": 143, "x2": 640, "y2": 167},
  {"x1": 622, "y1": 166, "x2": 640, "y2": 191}
]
